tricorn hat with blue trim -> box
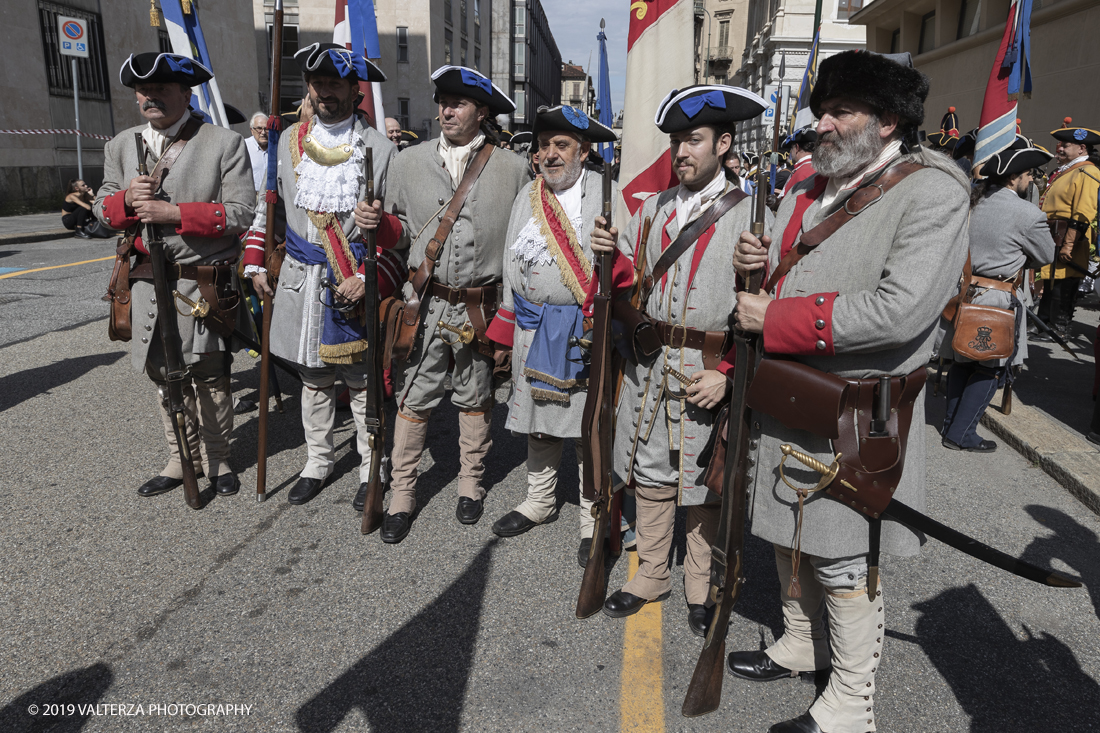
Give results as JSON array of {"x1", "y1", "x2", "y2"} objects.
[
  {"x1": 1051, "y1": 117, "x2": 1100, "y2": 146},
  {"x1": 431, "y1": 65, "x2": 515, "y2": 115},
  {"x1": 654, "y1": 85, "x2": 768, "y2": 133},
  {"x1": 120, "y1": 53, "x2": 212, "y2": 88},
  {"x1": 531, "y1": 105, "x2": 617, "y2": 143},
  {"x1": 295, "y1": 42, "x2": 385, "y2": 83},
  {"x1": 781, "y1": 127, "x2": 817, "y2": 152}
]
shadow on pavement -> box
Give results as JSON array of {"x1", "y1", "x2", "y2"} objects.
[
  {"x1": 296, "y1": 541, "x2": 496, "y2": 733},
  {"x1": 0, "y1": 662, "x2": 113, "y2": 733},
  {"x1": 1014, "y1": 340, "x2": 1096, "y2": 435},
  {"x1": 909, "y1": 584, "x2": 1100, "y2": 731},
  {"x1": 0, "y1": 351, "x2": 125, "y2": 412},
  {"x1": 1021, "y1": 505, "x2": 1100, "y2": 622}
]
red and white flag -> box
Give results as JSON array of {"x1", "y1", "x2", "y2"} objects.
[
  {"x1": 617, "y1": 0, "x2": 695, "y2": 224},
  {"x1": 334, "y1": 2, "x2": 386, "y2": 132}
]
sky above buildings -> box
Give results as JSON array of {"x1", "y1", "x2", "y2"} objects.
[{"x1": 542, "y1": 0, "x2": 627, "y2": 117}]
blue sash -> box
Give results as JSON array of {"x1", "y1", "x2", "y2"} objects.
[{"x1": 514, "y1": 292, "x2": 587, "y2": 403}]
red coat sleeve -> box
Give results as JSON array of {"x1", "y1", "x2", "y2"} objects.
[
  {"x1": 610, "y1": 249, "x2": 635, "y2": 296},
  {"x1": 486, "y1": 308, "x2": 516, "y2": 347},
  {"x1": 762, "y1": 292, "x2": 838, "y2": 356},
  {"x1": 243, "y1": 229, "x2": 266, "y2": 268},
  {"x1": 175, "y1": 202, "x2": 229, "y2": 238},
  {"x1": 375, "y1": 211, "x2": 402, "y2": 250},
  {"x1": 100, "y1": 190, "x2": 140, "y2": 231}
]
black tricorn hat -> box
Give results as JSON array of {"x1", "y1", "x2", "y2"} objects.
[
  {"x1": 810, "y1": 51, "x2": 929, "y2": 134},
  {"x1": 510, "y1": 130, "x2": 533, "y2": 146},
  {"x1": 655, "y1": 85, "x2": 768, "y2": 133},
  {"x1": 532, "y1": 105, "x2": 617, "y2": 143},
  {"x1": 953, "y1": 128, "x2": 977, "y2": 160},
  {"x1": 1051, "y1": 117, "x2": 1100, "y2": 146},
  {"x1": 431, "y1": 65, "x2": 515, "y2": 115},
  {"x1": 120, "y1": 53, "x2": 212, "y2": 88},
  {"x1": 926, "y1": 106, "x2": 961, "y2": 149},
  {"x1": 781, "y1": 127, "x2": 817, "y2": 152},
  {"x1": 982, "y1": 135, "x2": 1053, "y2": 177},
  {"x1": 295, "y1": 42, "x2": 386, "y2": 83}
]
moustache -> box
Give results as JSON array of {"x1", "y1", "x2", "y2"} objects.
[{"x1": 142, "y1": 99, "x2": 167, "y2": 111}]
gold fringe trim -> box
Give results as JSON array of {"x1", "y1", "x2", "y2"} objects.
[
  {"x1": 318, "y1": 339, "x2": 368, "y2": 364},
  {"x1": 529, "y1": 179, "x2": 591, "y2": 306},
  {"x1": 530, "y1": 387, "x2": 571, "y2": 404},
  {"x1": 523, "y1": 365, "x2": 579, "y2": 390},
  {"x1": 288, "y1": 121, "x2": 303, "y2": 169}
]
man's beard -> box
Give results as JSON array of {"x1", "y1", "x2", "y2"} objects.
[
  {"x1": 541, "y1": 154, "x2": 584, "y2": 191},
  {"x1": 312, "y1": 94, "x2": 355, "y2": 124},
  {"x1": 813, "y1": 117, "x2": 885, "y2": 178}
]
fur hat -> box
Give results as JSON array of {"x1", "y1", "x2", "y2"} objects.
[{"x1": 810, "y1": 51, "x2": 929, "y2": 135}]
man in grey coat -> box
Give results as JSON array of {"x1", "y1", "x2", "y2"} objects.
[
  {"x1": 730, "y1": 52, "x2": 970, "y2": 733},
  {"x1": 591, "y1": 85, "x2": 770, "y2": 635},
  {"x1": 95, "y1": 52, "x2": 254, "y2": 499},
  {"x1": 246, "y1": 43, "x2": 401, "y2": 509},
  {"x1": 484, "y1": 105, "x2": 630, "y2": 562},
  {"x1": 381, "y1": 66, "x2": 531, "y2": 544}
]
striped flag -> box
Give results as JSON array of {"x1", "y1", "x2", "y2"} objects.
[
  {"x1": 974, "y1": 0, "x2": 1033, "y2": 170},
  {"x1": 159, "y1": 0, "x2": 229, "y2": 127},
  {"x1": 790, "y1": 30, "x2": 820, "y2": 133},
  {"x1": 617, "y1": 0, "x2": 695, "y2": 224},
  {"x1": 334, "y1": 0, "x2": 386, "y2": 132}
]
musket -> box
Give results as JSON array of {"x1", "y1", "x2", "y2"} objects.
[
  {"x1": 1024, "y1": 305, "x2": 1082, "y2": 361},
  {"x1": 576, "y1": 161, "x2": 618, "y2": 619},
  {"x1": 681, "y1": 165, "x2": 769, "y2": 717},
  {"x1": 257, "y1": 0, "x2": 284, "y2": 503},
  {"x1": 1056, "y1": 257, "x2": 1099, "y2": 281},
  {"x1": 360, "y1": 148, "x2": 387, "y2": 535},
  {"x1": 136, "y1": 132, "x2": 202, "y2": 510}
]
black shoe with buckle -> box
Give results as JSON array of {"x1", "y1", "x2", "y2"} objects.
[
  {"x1": 288, "y1": 476, "x2": 325, "y2": 505},
  {"x1": 137, "y1": 475, "x2": 183, "y2": 497},
  {"x1": 381, "y1": 512, "x2": 411, "y2": 544},
  {"x1": 456, "y1": 497, "x2": 483, "y2": 524},
  {"x1": 212, "y1": 473, "x2": 239, "y2": 496},
  {"x1": 768, "y1": 712, "x2": 823, "y2": 733},
  {"x1": 727, "y1": 650, "x2": 798, "y2": 682}
]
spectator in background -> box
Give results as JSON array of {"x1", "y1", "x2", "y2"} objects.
[
  {"x1": 245, "y1": 112, "x2": 269, "y2": 194},
  {"x1": 723, "y1": 150, "x2": 752, "y2": 194},
  {"x1": 780, "y1": 128, "x2": 817, "y2": 195},
  {"x1": 62, "y1": 180, "x2": 113, "y2": 238},
  {"x1": 385, "y1": 116, "x2": 402, "y2": 146}
]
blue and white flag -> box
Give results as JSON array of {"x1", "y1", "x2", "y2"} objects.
[{"x1": 160, "y1": 0, "x2": 229, "y2": 128}]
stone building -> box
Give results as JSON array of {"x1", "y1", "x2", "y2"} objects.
[
  {"x1": 560, "y1": 61, "x2": 594, "y2": 116},
  {"x1": 695, "y1": 0, "x2": 752, "y2": 85},
  {"x1": 490, "y1": 0, "x2": 560, "y2": 130}
]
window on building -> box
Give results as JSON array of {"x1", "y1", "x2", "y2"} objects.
[
  {"x1": 890, "y1": 28, "x2": 900, "y2": 54},
  {"x1": 474, "y1": 0, "x2": 481, "y2": 42},
  {"x1": 397, "y1": 26, "x2": 409, "y2": 62},
  {"x1": 718, "y1": 19, "x2": 730, "y2": 47},
  {"x1": 157, "y1": 29, "x2": 171, "y2": 55},
  {"x1": 957, "y1": 0, "x2": 982, "y2": 39},
  {"x1": 836, "y1": 0, "x2": 864, "y2": 21},
  {"x1": 397, "y1": 98, "x2": 410, "y2": 130},
  {"x1": 461, "y1": 38, "x2": 468, "y2": 66},
  {"x1": 474, "y1": 47, "x2": 481, "y2": 71},
  {"x1": 573, "y1": 82, "x2": 581, "y2": 101},
  {"x1": 514, "y1": 86, "x2": 526, "y2": 121},
  {"x1": 461, "y1": 0, "x2": 468, "y2": 34},
  {"x1": 37, "y1": 1, "x2": 111, "y2": 100},
  {"x1": 918, "y1": 11, "x2": 936, "y2": 54},
  {"x1": 514, "y1": 40, "x2": 525, "y2": 75},
  {"x1": 445, "y1": 29, "x2": 453, "y2": 64},
  {"x1": 445, "y1": 0, "x2": 452, "y2": 24},
  {"x1": 515, "y1": 4, "x2": 526, "y2": 37}
]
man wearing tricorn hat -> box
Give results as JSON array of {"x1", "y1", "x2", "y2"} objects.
[
  {"x1": 244, "y1": 42, "x2": 401, "y2": 509},
  {"x1": 484, "y1": 105, "x2": 632, "y2": 561},
  {"x1": 591, "y1": 84, "x2": 769, "y2": 634},
  {"x1": 730, "y1": 51, "x2": 970, "y2": 732},
  {"x1": 380, "y1": 65, "x2": 532, "y2": 543},
  {"x1": 94, "y1": 52, "x2": 254, "y2": 499},
  {"x1": 781, "y1": 128, "x2": 818, "y2": 196},
  {"x1": 1034, "y1": 118, "x2": 1100, "y2": 340}
]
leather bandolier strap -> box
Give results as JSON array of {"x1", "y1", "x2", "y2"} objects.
[
  {"x1": 651, "y1": 320, "x2": 728, "y2": 371},
  {"x1": 131, "y1": 259, "x2": 240, "y2": 339}
]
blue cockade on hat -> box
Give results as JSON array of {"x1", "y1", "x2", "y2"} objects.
[
  {"x1": 327, "y1": 49, "x2": 370, "y2": 79},
  {"x1": 679, "y1": 90, "x2": 726, "y2": 119},
  {"x1": 164, "y1": 55, "x2": 196, "y2": 76},
  {"x1": 562, "y1": 106, "x2": 589, "y2": 130},
  {"x1": 460, "y1": 68, "x2": 492, "y2": 95},
  {"x1": 1075, "y1": 129, "x2": 1088, "y2": 141}
]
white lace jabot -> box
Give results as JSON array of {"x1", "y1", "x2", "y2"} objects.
[
  {"x1": 511, "y1": 171, "x2": 586, "y2": 266},
  {"x1": 293, "y1": 115, "x2": 363, "y2": 213}
]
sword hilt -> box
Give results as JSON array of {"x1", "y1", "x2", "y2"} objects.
[
  {"x1": 662, "y1": 364, "x2": 695, "y2": 387},
  {"x1": 173, "y1": 289, "x2": 210, "y2": 318},
  {"x1": 779, "y1": 444, "x2": 841, "y2": 494},
  {"x1": 437, "y1": 320, "x2": 475, "y2": 345}
]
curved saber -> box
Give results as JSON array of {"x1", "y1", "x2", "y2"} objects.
[{"x1": 780, "y1": 445, "x2": 1082, "y2": 588}]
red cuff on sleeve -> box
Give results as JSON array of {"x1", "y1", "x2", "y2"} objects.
[
  {"x1": 375, "y1": 211, "x2": 402, "y2": 250},
  {"x1": 610, "y1": 249, "x2": 636, "y2": 297},
  {"x1": 486, "y1": 308, "x2": 516, "y2": 347},
  {"x1": 101, "y1": 190, "x2": 140, "y2": 230},
  {"x1": 134, "y1": 235, "x2": 149, "y2": 255},
  {"x1": 243, "y1": 229, "x2": 266, "y2": 268},
  {"x1": 717, "y1": 345, "x2": 736, "y2": 377},
  {"x1": 762, "y1": 293, "x2": 838, "y2": 356},
  {"x1": 175, "y1": 202, "x2": 228, "y2": 238},
  {"x1": 377, "y1": 248, "x2": 405, "y2": 300}
]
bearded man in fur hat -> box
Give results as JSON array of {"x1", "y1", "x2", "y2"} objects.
[{"x1": 730, "y1": 51, "x2": 971, "y2": 733}]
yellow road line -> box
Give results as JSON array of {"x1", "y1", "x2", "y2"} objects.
[
  {"x1": 0, "y1": 255, "x2": 115, "y2": 280},
  {"x1": 621, "y1": 551, "x2": 665, "y2": 733}
]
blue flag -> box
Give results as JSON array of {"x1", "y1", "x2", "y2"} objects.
[
  {"x1": 347, "y1": 0, "x2": 381, "y2": 60},
  {"x1": 597, "y1": 29, "x2": 614, "y2": 163},
  {"x1": 160, "y1": 0, "x2": 229, "y2": 127}
]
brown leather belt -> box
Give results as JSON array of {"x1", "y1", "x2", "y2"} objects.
[
  {"x1": 971, "y1": 273, "x2": 1021, "y2": 293},
  {"x1": 429, "y1": 280, "x2": 498, "y2": 308},
  {"x1": 652, "y1": 320, "x2": 728, "y2": 370},
  {"x1": 130, "y1": 258, "x2": 234, "y2": 283}
]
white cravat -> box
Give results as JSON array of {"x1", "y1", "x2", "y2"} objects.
[
  {"x1": 141, "y1": 114, "x2": 189, "y2": 160},
  {"x1": 820, "y1": 139, "x2": 904, "y2": 211},
  {"x1": 439, "y1": 132, "x2": 486, "y2": 187},
  {"x1": 674, "y1": 168, "x2": 727, "y2": 231},
  {"x1": 1057, "y1": 154, "x2": 1088, "y2": 174}
]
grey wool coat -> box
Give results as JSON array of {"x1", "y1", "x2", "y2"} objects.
[
  {"x1": 95, "y1": 117, "x2": 255, "y2": 373},
  {"x1": 748, "y1": 158, "x2": 971, "y2": 558},
  {"x1": 500, "y1": 170, "x2": 613, "y2": 438},
  {"x1": 612, "y1": 182, "x2": 767, "y2": 506},
  {"x1": 940, "y1": 185, "x2": 1053, "y2": 368},
  {"x1": 253, "y1": 118, "x2": 397, "y2": 368}
]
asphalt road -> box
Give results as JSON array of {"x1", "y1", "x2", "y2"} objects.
[{"x1": 1, "y1": 237, "x2": 1098, "y2": 733}]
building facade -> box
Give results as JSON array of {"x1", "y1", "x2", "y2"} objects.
[
  {"x1": 733, "y1": 0, "x2": 866, "y2": 152},
  {"x1": 0, "y1": 0, "x2": 257, "y2": 212},
  {"x1": 561, "y1": 61, "x2": 594, "y2": 116},
  {"x1": 489, "y1": 0, "x2": 561, "y2": 130},
  {"x1": 695, "y1": 0, "x2": 752, "y2": 86},
  {"x1": 254, "y1": 0, "x2": 495, "y2": 142},
  {"x1": 852, "y1": 0, "x2": 1100, "y2": 146}
]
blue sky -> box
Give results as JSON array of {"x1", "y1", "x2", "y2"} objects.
[{"x1": 541, "y1": 0, "x2": 627, "y2": 116}]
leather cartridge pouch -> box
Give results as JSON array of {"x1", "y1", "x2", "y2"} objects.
[
  {"x1": 949, "y1": 256, "x2": 1016, "y2": 362},
  {"x1": 700, "y1": 402, "x2": 730, "y2": 495},
  {"x1": 194, "y1": 264, "x2": 241, "y2": 340},
  {"x1": 378, "y1": 295, "x2": 404, "y2": 370},
  {"x1": 391, "y1": 144, "x2": 494, "y2": 363},
  {"x1": 612, "y1": 300, "x2": 661, "y2": 363},
  {"x1": 107, "y1": 235, "x2": 135, "y2": 342},
  {"x1": 745, "y1": 357, "x2": 850, "y2": 439}
]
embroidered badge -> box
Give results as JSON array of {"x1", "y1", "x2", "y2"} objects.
[{"x1": 968, "y1": 326, "x2": 996, "y2": 353}]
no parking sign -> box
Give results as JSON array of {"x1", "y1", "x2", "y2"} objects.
[{"x1": 57, "y1": 16, "x2": 89, "y2": 58}]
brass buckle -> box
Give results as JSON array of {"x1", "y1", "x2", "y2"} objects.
[{"x1": 668, "y1": 323, "x2": 689, "y2": 350}]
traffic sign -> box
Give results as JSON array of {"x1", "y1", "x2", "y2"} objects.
[{"x1": 57, "y1": 16, "x2": 89, "y2": 58}]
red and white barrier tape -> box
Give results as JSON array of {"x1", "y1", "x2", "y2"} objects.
[{"x1": 0, "y1": 128, "x2": 112, "y2": 141}]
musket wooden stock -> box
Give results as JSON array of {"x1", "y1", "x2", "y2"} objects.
[
  {"x1": 576, "y1": 162, "x2": 617, "y2": 619},
  {"x1": 257, "y1": 0, "x2": 284, "y2": 503},
  {"x1": 681, "y1": 167, "x2": 769, "y2": 717},
  {"x1": 360, "y1": 148, "x2": 387, "y2": 534}
]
